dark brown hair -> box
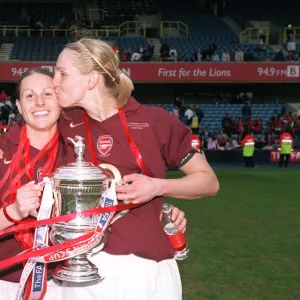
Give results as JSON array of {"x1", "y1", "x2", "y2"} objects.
[{"x1": 16, "y1": 67, "x2": 54, "y2": 100}]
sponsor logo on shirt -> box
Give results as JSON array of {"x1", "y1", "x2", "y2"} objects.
[
  {"x1": 4, "y1": 158, "x2": 11, "y2": 164},
  {"x1": 97, "y1": 135, "x2": 113, "y2": 157},
  {"x1": 70, "y1": 122, "x2": 84, "y2": 128}
]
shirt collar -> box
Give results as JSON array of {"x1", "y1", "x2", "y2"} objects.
[
  {"x1": 6, "y1": 123, "x2": 22, "y2": 145},
  {"x1": 122, "y1": 97, "x2": 141, "y2": 113}
]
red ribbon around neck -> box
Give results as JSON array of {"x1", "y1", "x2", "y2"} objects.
[
  {"x1": 0, "y1": 126, "x2": 59, "y2": 300},
  {"x1": 84, "y1": 108, "x2": 148, "y2": 176}
]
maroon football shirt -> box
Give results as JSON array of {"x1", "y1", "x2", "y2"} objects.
[
  {"x1": 0, "y1": 124, "x2": 67, "y2": 282},
  {"x1": 59, "y1": 97, "x2": 196, "y2": 262}
]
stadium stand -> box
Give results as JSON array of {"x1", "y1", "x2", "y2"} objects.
[
  {"x1": 159, "y1": 2, "x2": 276, "y2": 61},
  {"x1": 226, "y1": 0, "x2": 300, "y2": 28},
  {"x1": 161, "y1": 3, "x2": 237, "y2": 61},
  {"x1": 153, "y1": 103, "x2": 283, "y2": 134},
  {"x1": 197, "y1": 103, "x2": 282, "y2": 134},
  {"x1": 1, "y1": 0, "x2": 299, "y2": 62},
  {"x1": 97, "y1": 0, "x2": 156, "y2": 26},
  {"x1": 0, "y1": 3, "x2": 72, "y2": 26},
  {"x1": 10, "y1": 36, "x2": 68, "y2": 61}
]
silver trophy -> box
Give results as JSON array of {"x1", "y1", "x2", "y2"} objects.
[{"x1": 49, "y1": 136, "x2": 124, "y2": 283}]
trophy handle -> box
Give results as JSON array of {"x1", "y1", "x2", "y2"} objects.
[
  {"x1": 99, "y1": 163, "x2": 130, "y2": 224},
  {"x1": 99, "y1": 163, "x2": 121, "y2": 182}
]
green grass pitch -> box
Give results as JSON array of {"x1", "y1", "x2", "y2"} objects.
[{"x1": 167, "y1": 168, "x2": 300, "y2": 300}]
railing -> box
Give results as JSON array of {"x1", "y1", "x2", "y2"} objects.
[
  {"x1": 239, "y1": 27, "x2": 269, "y2": 44},
  {"x1": 0, "y1": 22, "x2": 147, "y2": 38},
  {"x1": 0, "y1": 54, "x2": 8, "y2": 61},
  {"x1": 0, "y1": 26, "x2": 73, "y2": 37},
  {"x1": 0, "y1": 26, "x2": 117, "y2": 38},
  {"x1": 160, "y1": 21, "x2": 188, "y2": 37},
  {"x1": 119, "y1": 21, "x2": 147, "y2": 37},
  {"x1": 0, "y1": 25, "x2": 30, "y2": 37},
  {"x1": 97, "y1": 26, "x2": 119, "y2": 37},
  {"x1": 283, "y1": 27, "x2": 300, "y2": 44}
]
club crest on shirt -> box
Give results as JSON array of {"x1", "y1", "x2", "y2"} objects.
[
  {"x1": 97, "y1": 135, "x2": 113, "y2": 157},
  {"x1": 37, "y1": 167, "x2": 44, "y2": 182}
]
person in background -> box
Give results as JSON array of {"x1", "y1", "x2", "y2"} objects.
[
  {"x1": 237, "y1": 118, "x2": 244, "y2": 141},
  {"x1": 241, "y1": 132, "x2": 255, "y2": 168},
  {"x1": 207, "y1": 135, "x2": 219, "y2": 150},
  {"x1": 235, "y1": 48, "x2": 244, "y2": 62},
  {"x1": 221, "y1": 51, "x2": 230, "y2": 62},
  {"x1": 277, "y1": 128, "x2": 293, "y2": 168},
  {"x1": 0, "y1": 90, "x2": 7, "y2": 102},
  {"x1": 194, "y1": 104, "x2": 204, "y2": 123},
  {"x1": 190, "y1": 111, "x2": 199, "y2": 134},
  {"x1": 225, "y1": 138, "x2": 234, "y2": 150},
  {"x1": 222, "y1": 113, "x2": 233, "y2": 137},
  {"x1": 242, "y1": 103, "x2": 251, "y2": 117},
  {"x1": 200, "y1": 134, "x2": 208, "y2": 150},
  {"x1": 173, "y1": 97, "x2": 182, "y2": 110},
  {"x1": 253, "y1": 117, "x2": 262, "y2": 134},
  {"x1": 184, "y1": 106, "x2": 193, "y2": 127}
]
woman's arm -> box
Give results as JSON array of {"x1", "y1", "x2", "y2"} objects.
[
  {"x1": 116, "y1": 109, "x2": 219, "y2": 203},
  {"x1": 155, "y1": 153, "x2": 219, "y2": 199},
  {"x1": 116, "y1": 153, "x2": 219, "y2": 203}
]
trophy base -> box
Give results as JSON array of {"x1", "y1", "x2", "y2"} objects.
[{"x1": 52, "y1": 255, "x2": 101, "y2": 284}]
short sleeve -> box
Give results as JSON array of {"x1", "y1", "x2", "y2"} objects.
[
  {"x1": 156, "y1": 109, "x2": 197, "y2": 168},
  {"x1": 0, "y1": 138, "x2": 12, "y2": 208}
]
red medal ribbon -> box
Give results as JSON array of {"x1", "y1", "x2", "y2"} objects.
[
  {"x1": 118, "y1": 107, "x2": 148, "y2": 176},
  {"x1": 0, "y1": 202, "x2": 140, "y2": 269}
]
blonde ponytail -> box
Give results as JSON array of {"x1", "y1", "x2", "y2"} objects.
[{"x1": 115, "y1": 72, "x2": 134, "y2": 107}]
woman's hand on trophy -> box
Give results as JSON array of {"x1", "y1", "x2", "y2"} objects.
[
  {"x1": 116, "y1": 173, "x2": 159, "y2": 204},
  {"x1": 13, "y1": 182, "x2": 44, "y2": 219}
]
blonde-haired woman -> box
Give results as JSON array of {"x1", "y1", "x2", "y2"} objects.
[{"x1": 52, "y1": 37, "x2": 219, "y2": 300}]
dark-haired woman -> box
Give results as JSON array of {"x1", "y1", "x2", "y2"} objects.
[{"x1": 0, "y1": 67, "x2": 188, "y2": 300}]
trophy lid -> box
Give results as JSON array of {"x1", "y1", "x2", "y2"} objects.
[{"x1": 51, "y1": 136, "x2": 107, "y2": 181}]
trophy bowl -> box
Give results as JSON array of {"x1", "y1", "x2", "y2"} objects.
[{"x1": 49, "y1": 136, "x2": 110, "y2": 283}]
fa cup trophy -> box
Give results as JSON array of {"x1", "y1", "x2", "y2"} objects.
[{"x1": 49, "y1": 136, "x2": 123, "y2": 283}]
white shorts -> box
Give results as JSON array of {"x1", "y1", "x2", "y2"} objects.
[{"x1": 0, "y1": 252, "x2": 182, "y2": 300}]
